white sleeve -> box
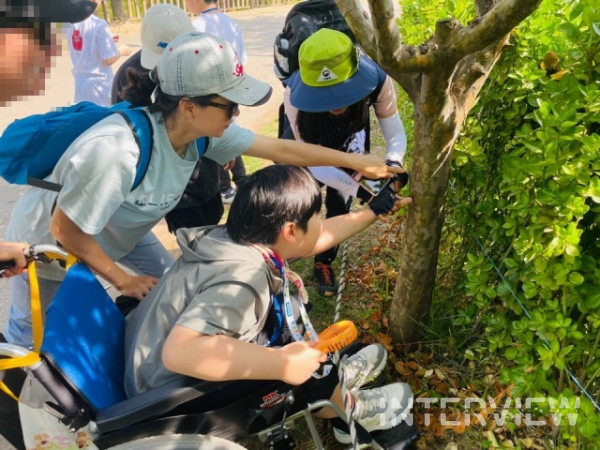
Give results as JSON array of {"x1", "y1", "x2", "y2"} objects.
[
  {"x1": 96, "y1": 20, "x2": 119, "y2": 61},
  {"x1": 307, "y1": 166, "x2": 360, "y2": 199},
  {"x1": 379, "y1": 112, "x2": 407, "y2": 164},
  {"x1": 283, "y1": 87, "x2": 301, "y2": 140}
]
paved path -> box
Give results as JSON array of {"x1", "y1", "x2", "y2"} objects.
[{"x1": 0, "y1": 5, "x2": 289, "y2": 449}]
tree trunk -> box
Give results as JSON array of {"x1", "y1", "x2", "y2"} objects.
[
  {"x1": 389, "y1": 78, "x2": 462, "y2": 342},
  {"x1": 110, "y1": 0, "x2": 127, "y2": 22},
  {"x1": 336, "y1": 0, "x2": 543, "y2": 343}
]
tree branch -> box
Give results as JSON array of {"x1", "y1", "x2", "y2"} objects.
[
  {"x1": 452, "y1": 0, "x2": 542, "y2": 59},
  {"x1": 334, "y1": 0, "x2": 376, "y2": 55},
  {"x1": 337, "y1": 0, "x2": 438, "y2": 74},
  {"x1": 452, "y1": 36, "x2": 509, "y2": 109}
]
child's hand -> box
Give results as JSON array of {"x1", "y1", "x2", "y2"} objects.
[
  {"x1": 119, "y1": 45, "x2": 132, "y2": 57},
  {"x1": 280, "y1": 341, "x2": 328, "y2": 385}
]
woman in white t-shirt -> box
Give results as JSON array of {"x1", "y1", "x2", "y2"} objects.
[{"x1": 5, "y1": 32, "x2": 404, "y2": 349}]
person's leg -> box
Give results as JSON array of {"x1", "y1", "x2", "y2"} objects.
[
  {"x1": 331, "y1": 382, "x2": 413, "y2": 443},
  {"x1": 230, "y1": 156, "x2": 247, "y2": 188},
  {"x1": 0, "y1": 333, "x2": 26, "y2": 450},
  {"x1": 117, "y1": 231, "x2": 174, "y2": 279},
  {"x1": 6, "y1": 273, "x2": 62, "y2": 348},
  {"x1": 313, "y1": 187, "x2": 351, "y2": 296},
  {"x1": 219, "y1": 166, "x2": 236, "y2": 204},
  {"x1": 219, "y1": 165, "x2": 232, "y2": 193}
]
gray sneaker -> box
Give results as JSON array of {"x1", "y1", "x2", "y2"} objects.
[
  {"x1": 342, "y1": 344, "x2": 388, "y2": 391},
  {"x1": 333, "y1": 382, "x2": 413, "y2": 444}
]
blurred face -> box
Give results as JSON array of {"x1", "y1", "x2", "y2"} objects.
[
  {"x1": 0, "y1": 25, "x2": 60, "y2": 106},
  {"x1": 192, "y1": 96, "x2": 240, "y2": 138},
  {"x1": 294, "y1": 213, "x2": 323, "y2": 258},
  {"x1": 329, "y1": 107, "x2": 348, "y2": 116}
]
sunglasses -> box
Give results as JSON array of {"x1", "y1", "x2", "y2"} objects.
[{"x1": 206, "y1": 101, "x2": 239, "y2": 119}]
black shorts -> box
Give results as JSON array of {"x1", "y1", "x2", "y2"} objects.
[{"x1": 300, "y1": 360, "x2": 340, "y2": 404}]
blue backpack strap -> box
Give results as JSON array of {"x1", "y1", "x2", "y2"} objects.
[
  {"x1": 196, "y1": 137, "x2": 209, "y2": 157},
  {"x1": 115, "y1": 109, "x2": 154, "y2": 191}
]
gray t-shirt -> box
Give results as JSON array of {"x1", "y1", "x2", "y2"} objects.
[
  {"x1": 6, "y1": 112, "x2": 254, "y2": 260},
  {"x1": 124, "y1": 226, "x2": 283, "y2": 397},
  {"x1": 5, "y1": 110, "x2": 254, "y2": 349}
]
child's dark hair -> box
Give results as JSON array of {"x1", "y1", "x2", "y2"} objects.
[
  {"x1": 227, "y1": 165, "x2": 322, "y2": 246},
  {"x1": 121, "y1": 67, "x2": 214, "y2": 120}
]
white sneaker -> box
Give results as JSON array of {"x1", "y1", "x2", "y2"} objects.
[
  {"x1": 342, "y1": 344, "x2": 387, "y2": 391},
  {"x1": 333, "y1": 382, "x2": 413, "y2": 444}
]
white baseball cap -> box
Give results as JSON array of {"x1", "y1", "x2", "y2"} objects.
[
  {"x1": 157, "y1": 31, "x2": 272, "y2": 106},
  {"x1": 140, "y1": 4, "x2": 193, "y2": 70}
]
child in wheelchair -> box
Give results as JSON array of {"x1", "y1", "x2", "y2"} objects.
[{"x1": 125, "y1": 164, "x2": 414, "y2": 444}]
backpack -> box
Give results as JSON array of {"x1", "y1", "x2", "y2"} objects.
[
  {"x1": 273, "y1": 0, "x2": 356, "y2": 81},
  {"x1": 0, "y1": 101, "x2": 154, "y2": 193}
]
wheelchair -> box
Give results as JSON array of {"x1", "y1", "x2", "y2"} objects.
[{"x1": 0, "y1": 245, "x2": 419, "y2": 449}]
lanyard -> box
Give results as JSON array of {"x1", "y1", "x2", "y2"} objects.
[
  {"x1": 252, "y1": 245, "x2": 319, "y2": 343},
  {"x1": 280, "y1": 266, "x2": 318, "y2": 342},
  {"x1": 201, "y1": 7, "x2": 219, "y2": 14}
]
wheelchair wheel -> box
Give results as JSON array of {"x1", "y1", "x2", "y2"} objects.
[{"x1": 106, "y1": 434, "x2": 246, "y2": 449}]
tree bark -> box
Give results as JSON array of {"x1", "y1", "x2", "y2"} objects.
[
  {"x1": 336, "y1": 0, "x2": 543, "y2": 342},
  {"x1": 110, "y1": 0, "x2": 127, "y2": 22}
]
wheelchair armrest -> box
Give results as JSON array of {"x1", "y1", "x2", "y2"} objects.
[{"x1": 94, "y1": 377, "x2": 230, "y2": 433}]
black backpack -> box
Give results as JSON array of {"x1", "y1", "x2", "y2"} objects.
[{"x1": 273, "y1": 0, "x2": 356, "y2": 81}]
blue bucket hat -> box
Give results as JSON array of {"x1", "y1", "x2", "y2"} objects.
[{"x1": 286, "y1": 28, "x2": 379, "y2": 113}]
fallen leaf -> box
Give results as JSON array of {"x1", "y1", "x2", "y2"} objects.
[
  {"x1": 519, "y1": 438, "x2": 534, "y2": 449},
  {"x1": 550, "y1": 69, "x2": 570, "y2": 80},
  {"x1": 370, "y1": 310, "x2": 382, "y2": 322},
  {"x1": 407, "y1": 361, "x2": 420, "y2": 371},
  {"x1": 394, "y1": 361, "x2": 411, "y2": 376},
  {"x1": 483, "y1": 430, "x2": 499, "y2": 447},
  {"x1": 435, "y1": 382, "x2": 450, "y2": 395},
  {"x1": 434, "y1": 367, "x2": 447, "y2": 380}
]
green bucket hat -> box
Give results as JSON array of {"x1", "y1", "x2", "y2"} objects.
[{"x1": 286, "y1": 28, "x2": 379, "y2": 113}]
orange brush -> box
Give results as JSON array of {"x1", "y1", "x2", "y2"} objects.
[{"x1": 314, "y1": 320, "x2": 358, "y2": 353}]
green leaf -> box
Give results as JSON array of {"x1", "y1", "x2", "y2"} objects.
[
  {"x1": 581, "y1": 421, "x2": 597, "y2": 438},
  {"x1": 555, "y1": 357, "x2": 565, "y2": 370},
  {"x1": 568, "y1": 272, "x2": 584, "y2": 285},
  {"x1": 505, "y1": 347, "x2": 518, "y2": 360},
  {"x1": 593, "y1": 22, "x2": 600, "y2": 36}
]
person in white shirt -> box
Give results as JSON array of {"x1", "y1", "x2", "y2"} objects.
[
  {"x1": 65, "y1": 0, "x2": 131, "y2": 106},
  {"x1": 185, "y1": 0, "x2": 248, "y2": 202},
  {"x1": 185, "y1": 0, "x2": 247, "y2": 64}
]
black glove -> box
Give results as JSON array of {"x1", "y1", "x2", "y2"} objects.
[
  {"x1": 368, "y1": 182, "x2": 399, "y2": 216},
  {"x1": 385, "y1": 160, "x2": 409, "y2": 190}
]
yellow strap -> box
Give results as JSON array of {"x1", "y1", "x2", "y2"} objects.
[
  {"x1": 0, "y1": 352, "x2": 41, "y2": 371},
  {"x1": 0, "y1": 381, "x2": 19, "y2": 402},
  {"x1": 0, "y1": 351, "x2": 41, "y2": 402},
  {"x1": 28, "y1": 260, "x2": 44, "y2": 354},
  {"x1": 66, "y1": 252, "x2": 78, "y2": 270}
]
